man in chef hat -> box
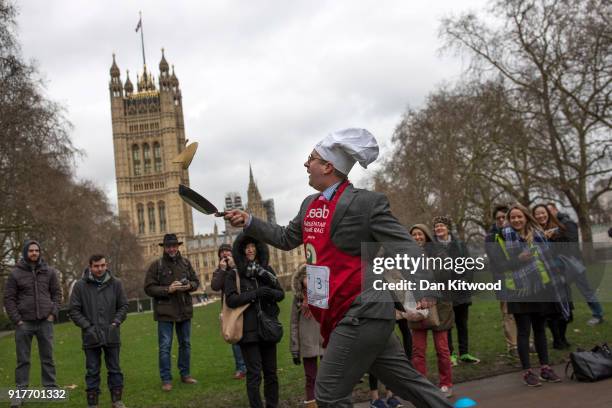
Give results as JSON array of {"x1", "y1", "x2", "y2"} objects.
[{"x1": 226, "y1": 128, "x2": 451, "y2": 408}]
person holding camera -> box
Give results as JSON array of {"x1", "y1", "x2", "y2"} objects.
[
  {"x1": 211, "y1": 243, "x2": 247, "y2": 379},
  {"x1": 144, "y1": 233, "x2": 200, "y2": 392},
  {"x1": 224, "y1": 233, "x2": 284, "y2": 408}
]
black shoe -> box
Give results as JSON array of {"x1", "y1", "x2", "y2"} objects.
[{"x1": 87, "y1": 391, "x2": 99, "y2": 408}]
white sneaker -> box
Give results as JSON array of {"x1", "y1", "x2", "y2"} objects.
[
  {"x1": 587, "y1": 317, "x2": 603, "y2": 326},
  {"x1": 440, "y1": 386, "x2": 453, "y2": 398}
]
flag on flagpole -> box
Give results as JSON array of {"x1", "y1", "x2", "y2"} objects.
[{"x1": 135, "y1": 18, "x2": 142, "y2": 32}]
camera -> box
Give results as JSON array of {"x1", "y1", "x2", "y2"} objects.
[
  {"x1": 246, "y1": 262, "x2": 277, "y2": 284},
  {"x1": 180, "y1": 278, "x2": 189, "y2": 286}
]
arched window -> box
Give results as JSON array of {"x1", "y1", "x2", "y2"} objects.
[
  {"x1": 154, "y1": 142, "x2": 162, "y2": 172},
  {"x1": 147, "y1": 202, "x2": 156, "y2": 233},
  {"x1": 158, "y1": 201, "x2": 167, "y2": 232},
  {"x1": 137, "y1": 204, "x2": 145, "y2": 234},
  {"x1": 143, "y1": 143, "x2": 151, "y2": 174},
  {"x1": 132, "y1": 145, "x2": 141, "y2": 176}
]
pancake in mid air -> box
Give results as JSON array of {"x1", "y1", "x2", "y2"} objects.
[{"x1": 172, "y1": 142, "x2": 198, "y2": 169}]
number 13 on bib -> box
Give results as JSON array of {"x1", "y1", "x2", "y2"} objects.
[{"x1": 306, "y1": 265, "x2": 330, "y2": 309}]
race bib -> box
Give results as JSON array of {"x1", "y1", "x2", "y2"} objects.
[{"x1": 306, "y1": 265, "x2": 330, "y2": 309}]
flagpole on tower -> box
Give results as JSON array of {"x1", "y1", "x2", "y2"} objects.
[{"x1": 135, "y1": 11, "x2": 146, "y2": 67}]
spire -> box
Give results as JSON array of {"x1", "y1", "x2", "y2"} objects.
[
  {"x1": 137, "y1": 64, "x2": 156, "y2": 92},
  {"x1": 109, "y1": 54, "x2": 122, "y2": 98},
  {"x1": 124, "y1": 70, "x2": 133, "y2": 94},
  {"x1": 247, "y1": 164, "x2": 262, "y2": 203},
  {"x1": 159, "y1": 48, "x2": 169, "y2": 73},
  {"x1": 170, "y1": 65, "x2": 179, "y2": 87},
  {"x1": 247, "y1": 165, "x2": 265, "y2": 220},
  {"x1": 110, "y1": 53, "x2": 120, "y2": 78}
]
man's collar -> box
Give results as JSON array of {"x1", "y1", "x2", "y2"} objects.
[{"x1": 321, "y1": 181, "x2": 342, "y2": 200}]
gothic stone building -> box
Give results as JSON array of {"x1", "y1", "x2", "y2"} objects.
[{"x1": 109, "y1": 51, "x2": 304, "y2": 290}]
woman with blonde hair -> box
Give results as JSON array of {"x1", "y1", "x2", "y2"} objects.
[{"x1": 501, "y1": 203, "x2": 568, "y2": 387}]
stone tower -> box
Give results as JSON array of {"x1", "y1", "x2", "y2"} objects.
[
  {"x1": 246, "y1": 164, "x2": 267, "y2": 220},
  {"x1": 109, "y1": 50, "x2": 194, "y2": 259}
]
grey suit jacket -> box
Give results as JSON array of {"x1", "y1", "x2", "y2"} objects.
[{"x1": 245, "y1": 183, "x2": 426, "y2": 320}]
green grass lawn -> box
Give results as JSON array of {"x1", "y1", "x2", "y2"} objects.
[{"x1": 1, "y1": 288, "x2": 611, "y2": 407}]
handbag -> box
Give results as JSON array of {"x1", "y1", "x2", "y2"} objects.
[
  {"x1": 220, "y1": 271, "x2": 249, "y2": 344},
  {"x1": 403, "y1": 291, "x2": 440, "y2": 329},
  {"x1": 565, "y1": 343, "x2": 612, "y2": 382},
  {"x1": 255, "y1": 281, "x2": 283, "y2": 343}
]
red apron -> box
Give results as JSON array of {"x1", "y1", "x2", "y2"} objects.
[{"x1": 303, "y1": 181, "x2": 362, "y2": 347}]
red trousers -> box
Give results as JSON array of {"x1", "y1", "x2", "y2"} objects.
[{"x1": 411, "y1": 329, "x2": 453, "y2": 388}]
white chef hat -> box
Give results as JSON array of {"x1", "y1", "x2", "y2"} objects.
[{"x1": 314, "y1": 128, "x2": 379, "y2": 175}]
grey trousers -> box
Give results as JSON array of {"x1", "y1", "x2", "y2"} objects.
[
  {"x1": 315, "y1": 317, "x2": 453, "y2": 408},
  {"x1": 15, "y1": 320, "x2": 57, "y2": 388}
]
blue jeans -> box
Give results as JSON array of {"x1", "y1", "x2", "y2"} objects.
[
  {"x1": 158, "y1": 320, "x2": 191, "y2": 382},
  {"x1": 574, "y1": 273, "x2": 604, "y2": 318},
  {"x1": 232, "y1": 343, "x2": 246, "y2": 373}
]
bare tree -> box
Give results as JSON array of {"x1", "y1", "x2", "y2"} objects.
[
  {"x1": 0, "y1": 0, "x2": 143, "y2": 303},
  {"x1": 441, "y1": 0, "x2": 612, "y2": 243},
  {"x1": 374, "y1": 80, "x2": 552, "y2": 241}
]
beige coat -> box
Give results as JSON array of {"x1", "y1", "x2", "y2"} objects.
[{"x1": 289, "y1": 265, "x2": 324, "y2": 359}]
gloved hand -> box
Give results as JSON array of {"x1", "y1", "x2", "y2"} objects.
[
  {"x1": 256, "y1": 286, "x2": 276, "y2": 299},
  {"x1": 293, "y1": 356, "x2": 301, "y2": 366}
]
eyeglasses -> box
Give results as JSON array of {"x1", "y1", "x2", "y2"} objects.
[{"x1": 307, "y1": 154, "x2": 328, "y2": 164}]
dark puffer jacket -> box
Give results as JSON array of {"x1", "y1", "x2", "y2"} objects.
[
  {"x1": 3, "y1": 240, "x2": 62, "y2": 324},
  {"x1": 144, "y1": 251, "x2": 200, "y2": 322},
  {"x1": 69, "y1": 268, "x2": 129, "y2": 349},
  {"x1": 224, "y1": 233, "x2": 284, "y2": 343}
]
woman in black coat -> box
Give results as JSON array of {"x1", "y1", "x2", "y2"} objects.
[
  {"x1": 532, "y1": 204, "x2": 574, "y2": 349},
  {"x1": 225, "y1": 233, "x2": 284, "y2": 408}
]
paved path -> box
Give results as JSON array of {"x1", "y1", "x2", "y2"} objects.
[{"x1": 355, "y1": 364, "x2": 612, "y2": 407}]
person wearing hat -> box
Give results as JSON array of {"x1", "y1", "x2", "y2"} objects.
[
  {"x1": 144, "y1": 233, "x2": 200, "y2": 391},
  {"x1": 211, "y1": 242, "x2": 247, "y2": 380},
  {"x1": 226, "y1": 128, "x2": 451, "y2": 408}
]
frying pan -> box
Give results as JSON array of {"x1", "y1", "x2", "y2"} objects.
[{"x1": 178, "y1": 184, "x2": 226, "y2": 217}]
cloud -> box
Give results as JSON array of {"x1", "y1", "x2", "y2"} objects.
[{"x1": 16, "y1": 0, "x2": 487, "y2": 233}]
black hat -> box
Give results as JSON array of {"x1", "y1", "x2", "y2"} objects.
[{"x1": 159, "y1": 233, "x2": 183, "y2": 247}]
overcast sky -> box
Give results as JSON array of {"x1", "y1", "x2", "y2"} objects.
[{"x1": 15, "y1": 0, "x2": 488, "y2": 234}]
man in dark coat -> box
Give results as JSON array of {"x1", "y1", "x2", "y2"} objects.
[
  {"x1": 547, "y1": 202, "x2": 605, "y2": 325},
  {"x1": 69, "y1": 254, "x2": 129, "y2": 408},
  {"x1": 3, "y1": 239, "x2": 61, "y2": 402},
  {"x1": 144, "y1": 233, "x2": 200, "y2": 391},
  {"x1": 226, "y1": 129, "x2": 451, "y2": 408}
]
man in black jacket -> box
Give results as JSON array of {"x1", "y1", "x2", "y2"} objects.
[
  {"x1": 3, "y1": 239, "x2": 61, "y2": 402},
  {"x1": 69, "y1": 254, "x2": 129, "y2": 408},
  {"x1": 144, "y1": 233, "x2": 200, "y2": 391},
  {"x1": 547, "y1": 202, "x2": 605, "y2": 325}
]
